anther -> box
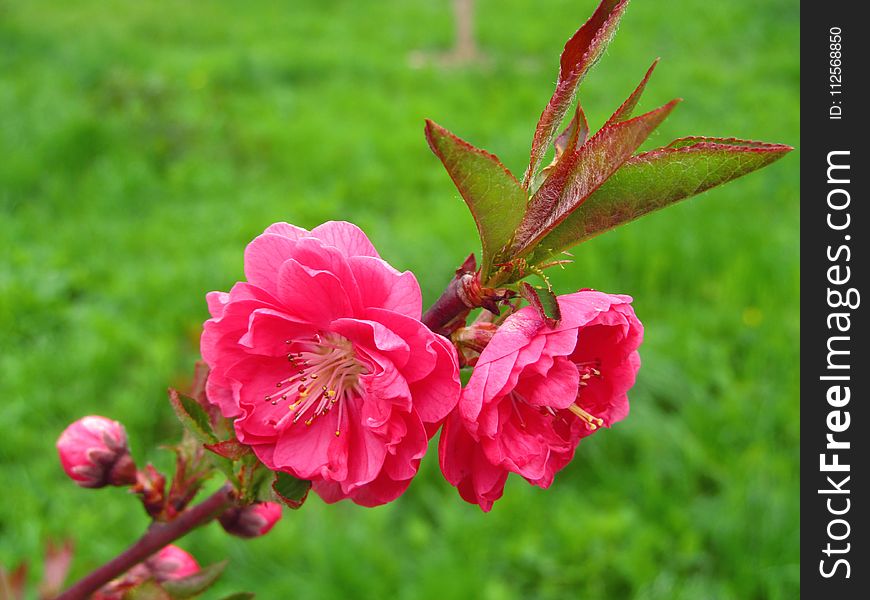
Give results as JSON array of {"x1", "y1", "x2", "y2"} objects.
[{"x1": 568, "y1": 404, "x2": 604, "y2": 430}]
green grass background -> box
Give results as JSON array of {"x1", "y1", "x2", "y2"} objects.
[{"x1": 1, "y1": 0, "x2": 799, "y2": 597}]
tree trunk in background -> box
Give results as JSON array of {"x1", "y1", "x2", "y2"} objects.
[{"x1": 452, "y1": 0, "x2": 478, "y2": 62}]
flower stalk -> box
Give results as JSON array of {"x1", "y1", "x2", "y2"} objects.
[{"x1": 55, "y1": 484, "x2": 236, "y2": 600}]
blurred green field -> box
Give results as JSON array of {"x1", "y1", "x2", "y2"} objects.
[{"x1": 0, "y1": 0, "x2": 799, "y2": 598}]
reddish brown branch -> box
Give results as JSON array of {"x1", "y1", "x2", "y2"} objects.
[
  {"x1": 421, "y1": 272, "x2": 476, "y2": 336},
  {"x1": 56, "y1": 484, "x2": 236, "y2": 600}
]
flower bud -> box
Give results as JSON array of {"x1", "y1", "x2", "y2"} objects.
[
  {"x1": 147, "y1": 545, "x2": 200, "y2": 582},
  {"x1": 452, "y1": 322, "x2": 498, "y2": 367},
  {"x1": 94, "y1": 545, "x2": 199, "y2": 599},
  {"x1": 56, "y1": 416, "x2": 137, "y2": 488},
  {"x1": 218, "y1": 502, "x2": 282, "y2": 538}
]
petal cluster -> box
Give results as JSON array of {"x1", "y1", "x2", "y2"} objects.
[
  {"x1": 439, "y1": 290, "x2": 643, "y2": 511},
  {"x1": 202, "y1": 222, "x2": 460, "y2": 506}
]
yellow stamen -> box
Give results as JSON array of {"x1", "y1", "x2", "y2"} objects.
[{"x1": 568, "y1": 404, "x2": 603, "y2": 430}]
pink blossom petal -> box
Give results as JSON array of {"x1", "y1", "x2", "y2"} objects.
[
  {"x1": 310, "y1": 221, "x2": 380, "y2": 258},
  {"x1": 264, "y1": 222, "x2": 309, "y2": 239},
  {"x1": 206, "y1": 291, "x2": 230, "y2": 319},
  {"x1": 349, "y1": 256, "x2": 422, "y2": 318},
  {"x1": 238, "y1": 309, "x2": 312, "y2": 357},
  {"x1": 514, "y1": 356, "x2": 580, "y2": 410},
  {"x1": 272, "y1": 414, "x2": 340, "y2": 480},
  {"x1": 439, "y1": 411, "x2": 508, "y2": 512},
  {"x1": 408, "y1": 332, "x2": 461, "y2": 424},
  {"x1": 382, "y1": 412, "x2": 427, "y2": 481},
  {"x1": 276, "y1": 260, "x2": 353, "y2": 327},
  {"x1": 330, "y1": 317, "x2": 411, "y2": 369},
  {"x1": 338, "y1": 398, "x2": 390, "y2": 492},
  {"x1": 287, "y1": 238, "x2": 363, "y2": 312},
  {"x1": 243, "y1": 233, "x2": 301, "y2": 296}
]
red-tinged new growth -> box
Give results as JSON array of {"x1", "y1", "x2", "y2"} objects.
[
  {"x1": 219, "y1": 502, "x2": 283, "y2": 538},
  {"x1": 425, "y1": 0, "x2": 791, "y2": 299},
  {"x1": 56, "y1": 416, "x2": 137, "y2": 489}
]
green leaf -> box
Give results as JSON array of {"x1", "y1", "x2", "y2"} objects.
[
  {"x1": 523, "y1": 0, "x2": 630, "y2": 188},
  {"x1": 216, "y1": 594, "x2": 256, "y2": 600},
  {"x1": 241, "y1": 460, "x2": 274, "y2": 504},
  {"x1": 272, "y1": 472, "x2": 312, "y2": 509},
  {"x1": 125, "y1": 581, "x2": 172, "y2": 600},
  {"x1": 512, "y1": 99, "x2": 680, "y2": 256},
  {"x1": 168, "y1": 388, "x2": 218, "y2": 444},
  {"x1": 529, "y1": 137, "x2": 793, "y2": 263},
  {"x1": 518, "y1": 282, "x2": 561, "y2": 328},
  {"x1": 425, "y1": 120, "x2": 527, "y2": 279},
  {"x1": 161, "y1": 561, "x2": 227, "y2": 599}
]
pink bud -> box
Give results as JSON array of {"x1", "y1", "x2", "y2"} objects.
[
  {"x1": 94, "y1": 545, "x2": 199, "y2": 598},
  {"x1": 452, "y1": 321, "x2": 498, "y2": 367},
  {"x1": 56, "y1": 416, "x2": 137, "y2": 488},
  {"x1": 219, "y1": 502, "x2": 282, "y2": 538},
  {"x1": 147, "y1": 545, "x2": 200, "y2": 582}
]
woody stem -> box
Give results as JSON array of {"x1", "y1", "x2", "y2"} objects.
[
  {"x1": 421, "y1": 272, "x2": 475, "y2": 335},
  {"x1": 55, "y1": 484, "x2": 236, "y2": 600}
]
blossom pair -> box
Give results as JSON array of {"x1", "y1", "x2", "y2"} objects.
[{"x1": 202, "y1": 222, "x2": 642, "y2": 510}]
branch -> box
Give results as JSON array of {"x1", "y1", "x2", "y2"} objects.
[
  {"x1": 56, "y1": 484, "x2": 236, "y2": 600},
  {"x1": 421, "y1": 271, "x2": 476, "y2": 336}
]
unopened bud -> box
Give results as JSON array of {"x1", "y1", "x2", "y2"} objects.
[
  {"x1": 147, "y1": 545, "x2": 200, "y2": 581},
  {"x1": 219, "y1": 502, "x2": 282, "y2": 538},
  {"x1": 94, "y1": 545, "x2": 199, "y2": 599},
  {"x1": 131, "y1": 464, "x2": 167, "y2": 518},
  {"x1": 56, "y1": 416, "x2": 137, "y2": 488},
  {"x1": 452, "y1": 322, "x2": 498, "y2": 367}
]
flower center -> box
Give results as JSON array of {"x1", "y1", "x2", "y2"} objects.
[
  {"x1": 264, "y1": 333, "x2": 366, "y2": 436},
  {"x1": 509, "y1": 360, "x2": 604, "y2": 431},
  {"x1": 569, "y1": 361, "x2": 604, "y2": 430}
]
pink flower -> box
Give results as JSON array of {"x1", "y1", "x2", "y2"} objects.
[
  {"x1": 439, "y1": 290, "x2": 643, "y2": 511},
  {"x1": 56, "y1": 416, "x2": 137, "y2": 488},
  {"x1": 202, "y1": 221, "x2": 460, "y2": 506},
  {"x1": 219, "y1": 501, "x2": 283, "y2": 538}
]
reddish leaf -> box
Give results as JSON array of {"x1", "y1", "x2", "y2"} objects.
[
  {"x1": 425, "y1": 120, "x2": 527, "y2": 277},
  {"x1": 528, "y1": 138, "x2": 793, "y2": 263},
  {"x1": 519, "y1": 282, "x2": 561, "y2": 328},
  {"x1": 39, "y1": 540, "x2": 74, "y2": 598},
  {"x1": 512, "y1": 99, "x2": 680, "y2": 256},
  {"x1": 606, "y1": 58, "x2": 659, "y2": 125},
  {"x1": 522, "y1": 0, "x2": 630, "y2": 188},
  {"x1": 0, "y1": 563, "x2": 27, "y2": 600},
  {"x1": 204, "y1": 439, "x2": 251, "y2": 461},
  {"x1": 534, "y1": 104, "x2": 590, "y2": 193},
  {"x1": 555, "y1": 103, "x2": 589, "y2": 158}
]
